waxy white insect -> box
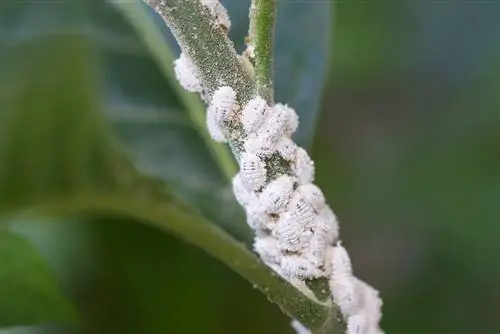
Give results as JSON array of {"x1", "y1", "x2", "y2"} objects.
[
  {"x1": 245, "y1": 206, "x2": 269, "y2": 232},
  {"x1": 293, "y1": 147, "x2": 315, "y2": 184},
  {"x1": 275, "y1": 103, "x2": 299, "y2": 136},
  {"x1": 211, "y1": 86, "x2": 237, "y2": 125},
  {"x1": 232, "y1": 173, "x2": 258, "y2": 207},
  {"x1": 347, "y1": 314, "x2": 368, "y2": 334},
  {"x1": 240, "y1": 152, "x2": 267, "y2": 191},
  {"x1": 298, "y1": 183, "x2": 326, "y2": 213},
  {"x1": 206, "y1": 105, "x2": 226, "y2": 142},
  {"x1": 281, "y1": 254, "x2": 323, "y2": 279},
  {"x1": 174, "y1": 52, "x2": 202, "y2": 93},
  {"x1": 305, "y1": 227, "x2": 330, "y2": 267},
  {"x1": 330, "y1": 241, "x2": 354, "y2": 277},
  {"x1": 244, "y1": 135, "x2": 275, "y2": 157},
  {"x1": 329, "y1": 273, "x2": 361, "y2": 317},
  {"x1": 241, "y1": 96, "x2": 269, "y2": 133},
  {"x1": 255, "y1": 107, "x2": 288, "y2": 143},
  {"x1": 259, "y1": 175, "x2": 295, "y2": 214},
  {"x1": 254, "y1": 236, "x2": 282, "y2": 265},
  {"x1": 275, "y1": 217, "x2": 313, "y2": 252},
  {"x1": 275, "y1": 137, "x2": 298, "y2": 161},
  {"x1": 200, "y1": 0, "x2": 231, "y2": 31},
  {"x1": 317, "y1": 205, "x2": 339, "y2": 244},
  {"x1": 355, "y1": 278, "x2": 383, "y2": 325}
]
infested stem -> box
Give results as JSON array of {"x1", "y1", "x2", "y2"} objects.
[
  {"x1": 248, "y1": 0, "x2": 276, "y2": 103},
  {"x1": 132, "y1": 1, "x2": 343, "y2": 332}
]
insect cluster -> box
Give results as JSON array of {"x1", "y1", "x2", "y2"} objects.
[{"x1": 171, "y1": 1, "x2": 384, "y2": 332}]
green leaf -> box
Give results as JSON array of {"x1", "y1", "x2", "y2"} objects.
[
  {"x1": 0, "y1": 0, "x2": 335, "y2": 330},
  {"x1": 223, "y1": 0, "x2": 332, "y2": 148},
  {"x1": 0, "y1": 231, "x2": 77, "y2": 327}
]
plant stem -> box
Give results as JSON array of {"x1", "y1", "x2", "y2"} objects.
[
  {"x1": 145, "y1": 0, "x2": 256, "y2": 105},
  {"x1": 119, "y1": 1, "x2": 343, "y2": 332},
  {"x1": 248, "y1": 0, "x2": 276, "y2": 104}
]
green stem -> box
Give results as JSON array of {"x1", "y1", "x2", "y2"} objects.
[{"x1": 249, "y1": 0, "x2": 276, "y2": 104}]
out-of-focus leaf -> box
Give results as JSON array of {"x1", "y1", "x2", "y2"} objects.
[{"x1": 0, "y1": 231, "x2": 77, "y2": 327}]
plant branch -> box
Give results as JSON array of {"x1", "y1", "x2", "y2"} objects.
[
  {"x1": 1, "y1": 191, "x2": 335, "y2": 331},
  {"x1": 113, "y1": 1, "x2": 344, "y2": 332},
  {"x1": 248, "y1": 0, "x2": 276, "y2": 103}
]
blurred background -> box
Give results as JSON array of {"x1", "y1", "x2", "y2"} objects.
[{"x1": 3, "y1": 0, "x2": 500, "y2": 334}]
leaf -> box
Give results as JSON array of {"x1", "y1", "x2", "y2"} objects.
[
  {"x1": 0, "y1": 0, "x2": 335, "y2": 330},
  {"x1": 0, "y1": 231, "x2": 77, "y2": 327},
  {"x1": 222, "y1": 0, "x2": 332, "y2": 149}
]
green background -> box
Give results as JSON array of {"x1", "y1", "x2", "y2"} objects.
[{"x1": 2, "y1": 1, "x2": 500, "y2": 333}]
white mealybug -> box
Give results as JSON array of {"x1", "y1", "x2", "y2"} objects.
[
  {"x1": 347, "y1": 314, "x2": 368, "y2": 334},
  {"x1": 274, "y1": 217, "x2": 313, "y2": 252},
  {"x1": 253, "y1": 236, "x2": 282, "y2": 266},
  {"x1": 293, "y1": 147, "x2": 315, "y2": 184},
  {"x1": 174, "y1": 52, "x2": 202, "y2": 92},
  {"x1": 274, "y1": 192, "x2": 316, "y2": 251},
  {"x1": 206, "y1": 104, "x2": 226, "y2": 142},
  {"x1": 255, "y1": 107, "x2": 288, "y2": 143},
  {"x1": 211, "y1": 86, "x2": 237, "y2": 125},
  {"x1": 290, "y1": 319, "x2": 311, "y2": 334},
  {"x1": 281, "y1": 254, "x2": 323, "y2": 280},
  {"x1": 232, "y1": 173, "x2": 258, "y2": 207},
  {"x1": 330, "y1": 241, "x2": 354, "y2": 277},
  {"x1": 329, "y1": 273, "x2": 361, "y2": 317},
  {"x1": 244, "y1": 135, "x2": 275, "y2": 157},
  {"x1": 239, "y1": 152, "x2": 267, "y2": 191},
  {"x1": 317, "y1": 205, "x2": 339, "y2": 244},
  {"x1": 241, "y1": 96, "x2": 269, "y2": 133},
  {"x1": 245, "y1": 205, "x2": 269, "y2": 232},
  {"x1": 355, "y1": 278, "x2": 383, "y2": 325},
  {"x1": 200, "y1": 0, "x2": 231, "y2": 31},
  {"x1": 275, "y1": 137, "x2": 298, "y2": 161},
  {"x1": 259, "y1": 175, "x2": 295, "y2": 214},
  {"x1": 305, "y1": 226, "x2": 330, "y2": 267},
  {"x1": 275, "y1": 103, "x2": 299, "y2": 136},
  {"x1": 298, "y1": 183, "x2": 326, "y2": 213}
]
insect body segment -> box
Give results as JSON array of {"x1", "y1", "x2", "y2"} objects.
[{"x1": 241, "y1": 96, "x2": 269, "y2": 134}]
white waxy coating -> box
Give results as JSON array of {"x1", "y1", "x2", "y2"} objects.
[
  {"x1": 297, "y1": 183, "x2": 326, "y2": 213},
  {"x1": 347, "y1": 314, "x2": 368, "y2": 334},
  {"x1": 275, "y1": 217, "x2": 313, "y2": 252},
  {"x1": 211, "y1": 86, "x2": 237, "y2": 125},
  {"x1": 317, "y1": 206, "x2": 339, "y2": 244},
  {"x1": 330, "y1": 241, "x2": 354, "y2": 277},
  {"x1": 240, "y1": 152, "x2": 267, "y2": 191},
  {"x1": 275, "y1": 103, "x2": 299, "y2": 136},
  {"x1": 232, "y1": 173, "x2": 258, "y2": 207},
  {"x1": 174, "y1": 52, "x2": 202, "y2": 93},
  {"x1": 200, "y1": 0, "x2": 231, "y2": 30},
  {"x1": 255, "y1": 108, "x2": 288, "y2": 143},
  {"x1": 306, "y1": 227, "x2": 330, "y2": 267},
  {"x1": 254, "y1": 237, "x2": 282, "y2": 265},
  {"x1": 206, "y1": 105, "x2": 226, "y2": 142},
  {"x1": 245, "y1": 203, "x2": 268, "y2": 231},
  {"x1": 281, "y1": 254, "x2": 323, "y2": 279},
  {"x1": 329, "y1": 273, "x2": 361, "y2": 317},
  {"x1": 293, "y1": 147, "x2": 315, "y2": 184},
  {"x1": 259, "y1": 175, "x2": 295, "y2": 214},
  {"x1": 244, "y1": 135, "x2": 275, "y2": 157},
  {"x1": 241, "y1": 96, "x2": 269, "y2": 133},
  {"x1": 355, "y1": 278, "x2": 383, "y2": 325},
  {"x1": 275, "y1": 137, "x2": 298, "y2": 161}
]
